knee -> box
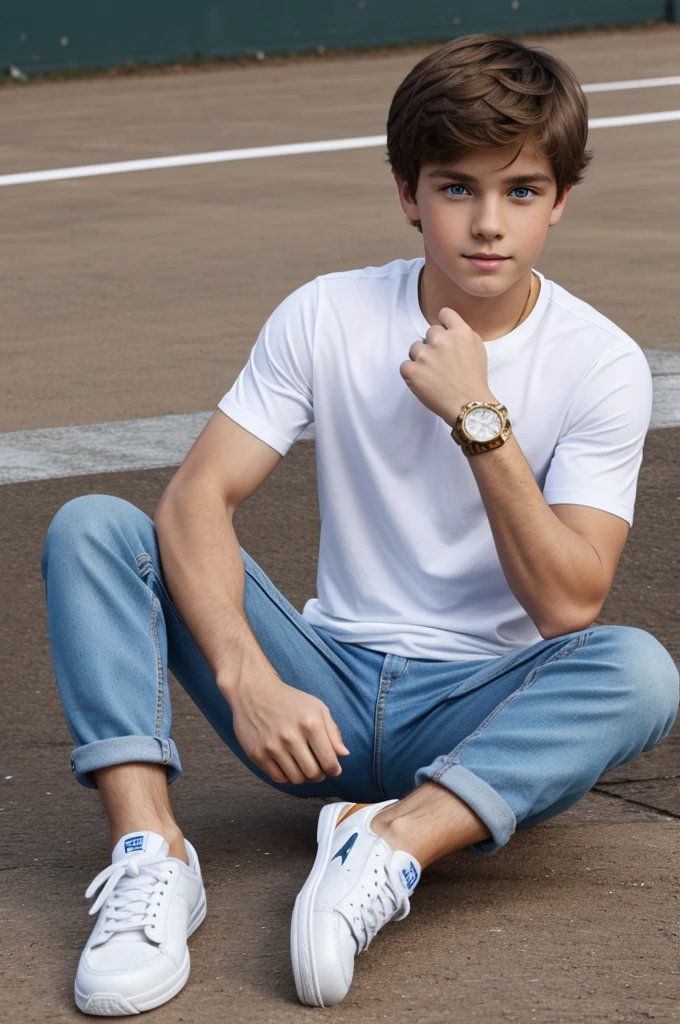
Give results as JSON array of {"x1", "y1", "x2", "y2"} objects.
[
  {"x1": 41, "y1": 495, "x2": 149, "y2": 579},
  {"x1": 606, "y1": 626, "x2": 679, "y2": 743}
]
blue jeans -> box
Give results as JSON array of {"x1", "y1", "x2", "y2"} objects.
[{"x1": 40, "y1": 494, "x2": 679, "y2": 854}]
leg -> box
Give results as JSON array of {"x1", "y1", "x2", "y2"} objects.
[
  {"x1": 371, "y1": 781, "x2": 490, "y2": 868},
  {"x1": 374, "y1": 625, "x2": 679, "y2": 862},
  {"x1": 40, "y1": 493, "x2": 383, "y2": 851},
  {"x1": 94, "y1": 763, "x2": 188, "y2": 862},
  {"x1": 41, "y1": 494, "x2": 392, "y2": 1014},
  {"x1": 293, "y1": 626, "x2": 678, "y2": 1008}
]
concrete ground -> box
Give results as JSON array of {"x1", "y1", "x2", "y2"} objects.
[{"x1": 1, "y1": 22, "x2": 680, "y2": 1023}]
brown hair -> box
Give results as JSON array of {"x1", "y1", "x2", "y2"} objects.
[{"x1": 386, "y1": 34, "x2": 592, "y2": 232}]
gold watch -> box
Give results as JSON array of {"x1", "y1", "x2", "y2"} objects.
[{"x1": 451, "y1": 401, "x2": 512, "y2": 457}]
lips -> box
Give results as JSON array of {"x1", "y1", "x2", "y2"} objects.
[
  {"x1": 464, "y1": 253, "x2": 511, "y2": 270},
  {"x1": 464, "y1": 253, "x2": 509, "y2": 260}
]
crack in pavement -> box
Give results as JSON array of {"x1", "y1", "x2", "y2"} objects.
[{"x1": 592, "y1": 784, "x2": 680, "y2": 820}]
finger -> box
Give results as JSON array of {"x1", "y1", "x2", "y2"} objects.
[
  {"x1": 260, "y1": 755, "x2": 290, "y2": 785},
  {"x1": 408, "y1": 339, "x2": 426, "y2": 361},
  {"x1": 437, "y1": 306, "x2": 466, "y2": 329},
  {"x1": 272, "y1": 748, "x2": 307, "y2": 786},
  {"x1": 308, "y1": 728, "x2": 343, "y2": 777},
  {"x1": 285, "y1": 739, "x2": 327, "y2": 783},
  {"x1": 323, "y1": 709, "x2": 350, "y2": 757}
]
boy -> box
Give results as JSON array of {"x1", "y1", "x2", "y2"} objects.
[{"x1": 41, "y1": 33, "x2": 678, "y2": 1014}]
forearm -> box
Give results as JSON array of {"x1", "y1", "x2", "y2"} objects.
[
  {"x1": 466, "y1": 430, "x2": 604, "y2": 638},
  {"x1": 154, "y1": 485, "x2": 271, "y2": 689}
]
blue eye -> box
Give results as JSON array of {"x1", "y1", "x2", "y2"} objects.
[
  {"x1": 510, "y1": 186, "x2": 535, "y2": 199},
  {"x1": 445, "y1": 184, "x2": 470, "y2": 196}
]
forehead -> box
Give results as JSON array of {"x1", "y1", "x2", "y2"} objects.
[{"x1": 422, "y1": 142, "x2": 555, "y2": 180}]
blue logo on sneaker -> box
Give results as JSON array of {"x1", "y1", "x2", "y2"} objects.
[
  {"x1": 331, "y1": 832, "x2": 359, "y2": 866},
  {"x1": 401, "y1": 861, "x2": 419, "y2": 890},
  {"x1": 124, "y1": 835, "x2": 146, "y2": 854}
]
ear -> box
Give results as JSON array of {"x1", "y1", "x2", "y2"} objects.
[
  {"x1": 392, "y1": 169, "x2": 420, "y2": 221},
  {"x1": 548, "y1": 184, "x2": 571, "y2": 227}
]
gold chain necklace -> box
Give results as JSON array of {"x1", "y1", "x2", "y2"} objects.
[{"x1": 512, "y1": 273, "x2": 534, "y2": 331}]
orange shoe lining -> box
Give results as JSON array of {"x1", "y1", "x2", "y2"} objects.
[{"x1": 337, "y1": 802, "x2": 373, "y2": 826}]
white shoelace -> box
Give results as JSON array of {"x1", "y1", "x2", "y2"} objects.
[
  {"x1": 85, "y1": 851, "x2": 174, "y2": 939},
  {"x1": 349, "y1": 862, "x2": 410, "y2": 953}
]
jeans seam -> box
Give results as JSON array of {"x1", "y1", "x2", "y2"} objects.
[
  {"x1": 136, "y1": 553, "x2": 183, "y2": 626},
  {"x1": 135, "y1": 553, "x2": 171, "y2": 747},
  {"x1": 242, "y1": 561, "x2": 356, "y2": 683},
  {"x1": 135, "y1": 557, "x2": 166, "y2": 741},
  {"x1": 149, "y1": 595, "x2": 165, "y2": 739},
  {"x1": 373, "y1": 674, "x2": 394, "y2": 800},
  {"x1": 431, "y1": 630, "x2": 591, "y2": 781}
]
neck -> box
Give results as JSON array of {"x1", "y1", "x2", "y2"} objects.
[{"x1": 418, "y1": 256, "x2": 537, "y2": 341}]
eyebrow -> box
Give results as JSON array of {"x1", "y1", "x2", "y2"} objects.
[{"x1": 427, "y1": 168, "x2": 553, "y2": 186}]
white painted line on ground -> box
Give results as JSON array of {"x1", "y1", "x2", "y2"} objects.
[
  {"x1": 0, "y1": 136, "x2": 388, "y2": 187},
  {"x1": 1, "y1": 102, "x2": 679, "y2": 188},
  {"x1": 1, "y1": 349, "x2": 679, "y2": 485},
  {"x1": 588, "y1": 109, "x2": 680, "y2": 129},
  {"x1": 582, "y1": 75, "x2": 680, "y2": 93}
]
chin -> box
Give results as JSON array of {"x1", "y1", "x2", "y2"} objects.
[{"x1": 455, "y1": 276, "x2": 509, "y2": 299}]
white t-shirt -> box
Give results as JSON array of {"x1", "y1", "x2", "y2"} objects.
[{"x1": 218, "y1": 257, "x2": 652, "y2": 662}]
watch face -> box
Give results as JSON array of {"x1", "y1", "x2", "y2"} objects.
[{"x1": 464, "y1": 407, "x2": 502, "y2": 441}]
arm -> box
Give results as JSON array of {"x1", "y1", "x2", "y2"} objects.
[
  {"x1": 154, "y1": 415, "x2": 281, "y2": 687},
  {"x1": 155, "y1": 484, "x2": 266, "y2": 689},
  {"x1": 466, "y1": 426, "x2": 610, "y2": 638},
  {"x1": 154, "y1": 410, "x2": 348, "y2": 783},
  {"x1": 400, "y1": 305, "x2": 637, "y2": 641}
]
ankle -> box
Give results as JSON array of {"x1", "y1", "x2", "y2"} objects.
[
  {"x1": 95, "y1": 763, "x2": 189, "y2": 862},
  {"x1": 370, "y1": 809, "x2": 415, "y2": 856},
  {"x1": 166, "y1": 829, "x2": 189, "y2": 865}
]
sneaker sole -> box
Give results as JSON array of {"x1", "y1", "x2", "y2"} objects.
[
  {"x1": 75, "y1": 887, "x2": 207, "y2": 1016},
  {"x1": 290, "y1": 801, "x2": 354, "y2": 1008}
]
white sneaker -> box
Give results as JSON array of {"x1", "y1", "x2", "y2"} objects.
[
  {"x1": 74, "y1": 830, "x2": 206, "y2": 1016},
  {"x1": 291, "y1": 800, "x2": 421, "y2": 1007}
]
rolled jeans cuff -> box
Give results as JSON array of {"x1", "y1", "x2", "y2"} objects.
[
  {"x1": 414, "y1": 761, "x2": 516, "y2": 854},
  {"x1": 70, "y1": 736, "x2": 182, "y2": 789}
]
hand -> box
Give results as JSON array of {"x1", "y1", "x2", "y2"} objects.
[
  {"x1": 224, "y1": 659, "x2": 350, "y2": 785},
  {"x1": 399, "y1": 307, "x2": 497, "y2": 426}
]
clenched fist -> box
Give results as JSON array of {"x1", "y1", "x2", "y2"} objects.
[{"x1": 400, "y1": 307, "x2": 497, "y2": 426}]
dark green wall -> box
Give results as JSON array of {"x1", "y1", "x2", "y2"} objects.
[{"x1": 2, "y1": 1, "x2": 672, "y2": 75}]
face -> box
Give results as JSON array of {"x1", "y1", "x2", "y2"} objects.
[{"x1": 394, "y1": 141, "x2": 570, "y2": 298}]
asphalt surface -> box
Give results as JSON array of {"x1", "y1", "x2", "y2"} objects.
[{"x1": 1, "y1": 22, "x2": 680, "y2": 1024}]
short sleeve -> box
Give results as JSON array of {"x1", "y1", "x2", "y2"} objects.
[
  {"x1": 217, "y1": 278, "x2": 318, "y2": 457},
  {"x1": 541, "y1": 343, "x2": 653, "y2": 527}
]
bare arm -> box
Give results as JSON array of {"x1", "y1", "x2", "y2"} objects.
[
  {"x1": 154, "y1": 480, "x2": 266, "y2": 688},
  {"x1": 154, "y1": 410, "x2": 348, "y2": 784},
  {"x1": 466, "y1": 427, "x2": 615, "y2": 638}
]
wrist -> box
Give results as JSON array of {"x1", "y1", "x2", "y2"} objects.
[
  {"x1": 215, "y1": 655, "x2": 284, "y2": 705},
  {"x1": 215, "y1": 671, "x2": 243, "y2": 703}
]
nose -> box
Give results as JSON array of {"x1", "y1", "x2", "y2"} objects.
[{"x1": 470, "y1": 196, "x2": 504, "y2": 242}]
